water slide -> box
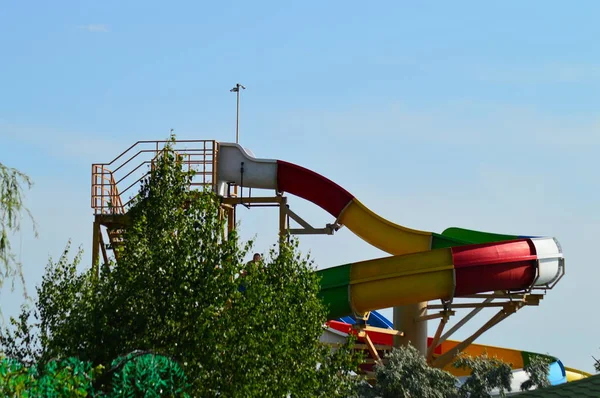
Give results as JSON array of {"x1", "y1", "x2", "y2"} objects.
[
  {"x1": 215, "y1": 143, "x2": 582, "y2": 383},
  {"x1": 216, "y1": 143, "x2": 564, "y2": 319}
]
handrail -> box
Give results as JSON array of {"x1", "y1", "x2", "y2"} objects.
[
  {"x1": 95, "y1": 139, "x2": 218, "y2": 166},
  {"x1": 112, "y1": 149, "x2": 159, "y2": 174},
  {"x1": 91, "y1": 140, "x2": 217, "y2": 214}
]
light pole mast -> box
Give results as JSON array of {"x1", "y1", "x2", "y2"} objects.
[{"x1": 230, "y1": 83, "x2": 246, "y2": 144}]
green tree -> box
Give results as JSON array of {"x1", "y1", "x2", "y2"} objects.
[
  {"x1": 0, "y1": 163, "x2": 36, "y2": 297},
  {"x1": 0, "y1": 243, "x2": 98, "y2": 366},
  {"x1": 1, "y1": 138, "x2": 361, "y2": 396},
  {"x1": 361, "y1": 346, "x2": 547, "y2": 398},
  {"x1": 453, "y1": 353, "x2": 513, "y2": 398},
  {"x1": 520, "y1": 355, "x2": 551, "y2": 391},
  {"x1": 361, "y1": 344, "x2": 459, "y2": 398}
]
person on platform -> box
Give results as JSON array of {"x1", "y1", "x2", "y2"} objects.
[
  {"x1": 238, "y1": 253, "x2": 263, "y2": 293},
  {"x1": 248, "y1": 253, "x2": 261, "y2": 266}
]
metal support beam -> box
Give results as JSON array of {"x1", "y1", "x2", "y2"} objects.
[
  {"x1": 279, "y1": 196, "x2": 288, "y2": 241},
  {"x1": 222, "y1": 195, "x2": 338, "y2": 236},
  {"x1": 427, "y1": 314, "x2": 450, "y2": 364},
  {"x1": 359, "y1": 330, "x2": 382, "y2": 365},
  {"x1": 461, "y1": 293, "x2": 523, "y2": 299},
  {"x1": 437, "y1": 298, "x2": 492, "y2": 345},
  {"x1": 99, "y1": 230, "x2": 109, "y2": 265},
  {"x1": 285, "y1": 207, "x2": 339, "y2": 235},
  {"x1": 227, "y1": 206, "x2": 235, "y2": 235},
  {"x1": 222, "y1": 196, "x2": 284, "y2": 205},
  {"x1": 288, "y1": 227, "x2": 336, "y2": 235},
  {"x1": 427, "y1": 299, "x2": 541, "y2": 309},
  {"x1": 355, "y1": 325, "x2": 403, "y2": 337},
  {"x1": 92, "y1": 220, "x2": 100, "y2": 277},
  {"x1": 416, "y1": 310, "x2": 455, "y2": 322},
  {"x1": 432, "y1": 302, "x2": 521, "y2": 369},
  {"x1": 286, "y1": 207, "x2": 313, "y2": 229}
]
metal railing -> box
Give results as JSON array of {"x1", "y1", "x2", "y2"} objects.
[{"x1": 92, "y1": 140, "x2": 217, "y2": 214}]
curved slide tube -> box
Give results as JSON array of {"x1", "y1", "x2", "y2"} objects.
[
  {"x1": 217, "y1": 143, "x2": 465, "y2": 255},
  {"x1": 564, "y1": 367, "x2": 592, "y2": 382},
  {"x1": 216, "y1": 143, "x2": 555, "y2": 255},
  {"x1": 318, "y1": 238, "x2": 562, "y2": 319},
  {"x1": 217, "y1": 143, "x2": 564, "y2": 319}
]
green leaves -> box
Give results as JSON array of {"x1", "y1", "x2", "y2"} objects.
[
  {"x1": 520, "y1": 354, "x2": 551, "y2": 391},
  {"x1": 364, "y1": 344, "x2": 459, "y2": 398},
  {"x1": 454, "y1": 353, "x2": 513, "y2": 397},
  {"x1": 0, "y1": 353, "x2": 187, "y2": 397},
  {"x1": 0, "y1": 162, "x2": 36, "y2": 302},
  {"x1": 361, "y1": 346, "x2": 534, "y2": 398},
  {"x1": 212, "y1": 240, "x2": 362, "y2": 397},
  {"x1": 0, "y1": 357, "x2": 96, "y2": 397}
]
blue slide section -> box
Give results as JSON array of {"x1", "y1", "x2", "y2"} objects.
[
  {"x1": 337, "y1": 310, "x2": 392, "y2": 329},
  {"x1": 548, "y1": 362, "x2": 567, "y2": 386}
]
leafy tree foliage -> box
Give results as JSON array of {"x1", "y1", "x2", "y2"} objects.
[
  {"x1": 1, "y1": 138, "x2": 360, "y2": 396},
  {"x1": 453, "y1": 353, "x2": 513, "y2": 398},
  {"x1": 520, "y1": 355, "x2": 551, "y2": 391},
  {"x1": 0, "y1": 353, "x2": 189, "y2": 397},
  {"x1": 0, "y1": 163, "x2": 36, "y2": 297},
  {"x1": 359, "y1": 345, "x2": 551, "y2": 398},
  {"x1": 360, "y1": 344, "x2": 459, "y2": 398},
  {"x1": 0, "y1": 356, "x2": 96, "y2": 397}
]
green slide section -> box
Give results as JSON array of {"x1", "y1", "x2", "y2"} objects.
[
  {"x1": 441, "y1": 227, "x2": 520, "y2": 244},
  {"x1": 431, "y1": 232, "x2": 470, "y2": 249},
  {"x1": 317, "y1": 264, "x2": 352, "y2": 318}
]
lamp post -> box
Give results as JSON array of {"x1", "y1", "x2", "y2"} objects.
[{"x1": 230, "y1": 83, "x2": 246, "y2": 144}]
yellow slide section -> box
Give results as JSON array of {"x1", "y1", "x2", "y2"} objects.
[
  {"x1": 349, "y1": 249, "x2": 455, "y2": 314},
  {"x1": 565, "y1": 367, "x2": 592, "y2": 381},
  {"x1": 338, "y1": 199, "x2": 433, "y2": 255},
  {"x1": 437, "y1": 341, "x2": 529, "y2": 377}
]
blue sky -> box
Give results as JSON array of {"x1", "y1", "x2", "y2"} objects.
[{"x1": 1, "y1": 0, "x2": 599, "y2": 373}]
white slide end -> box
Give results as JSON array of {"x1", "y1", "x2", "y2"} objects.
[
  {"x1": 217, "y1": 142, "x2": 278, "y2": 195},
  {"x1": 531, "y1": 237, "x2": 564, "y2": 287}
]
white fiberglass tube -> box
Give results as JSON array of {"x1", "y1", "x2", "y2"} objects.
[
  {"x1": 217, "y1": 143, "x2": 278, "y2": 195},
  {"x1": 531, "y1": 237, "x2": 564, "y2": 287}
]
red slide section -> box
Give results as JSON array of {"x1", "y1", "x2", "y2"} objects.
[
  {"x1": 326, "y1": 320, "x2": 443, "y2": 373},
  {"x1": 327, "y1": 320, "x2": 443, "y2": 354},
  {"x1": 452, "y1": 240, "x2": 538, "y2": 296},
  {"x1": 276, "y1": 160, "x2": 354, "y2": 218}
]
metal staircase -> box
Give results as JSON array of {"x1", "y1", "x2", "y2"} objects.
[{"x1": 91, "y1": 140, "x2": 217, "y2": 269}]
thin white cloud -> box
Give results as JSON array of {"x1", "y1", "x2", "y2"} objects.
[{"x1": 78, "y1": 24, "x2": 110, "y2": 33}]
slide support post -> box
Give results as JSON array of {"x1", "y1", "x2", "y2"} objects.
[
  {"x1": 393, "y1": 302, "x2": 428, "y2": 356},
  {"x1": 279, "y1": 196, "x2": 288, "y2": 242},
  {"x1": 92, "y1": 219, "x2": 100, "y2": 278}
]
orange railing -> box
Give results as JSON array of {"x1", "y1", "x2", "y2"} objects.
[{"x1": 92, "y1": 140, "x2": 217, "y2": 214}]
